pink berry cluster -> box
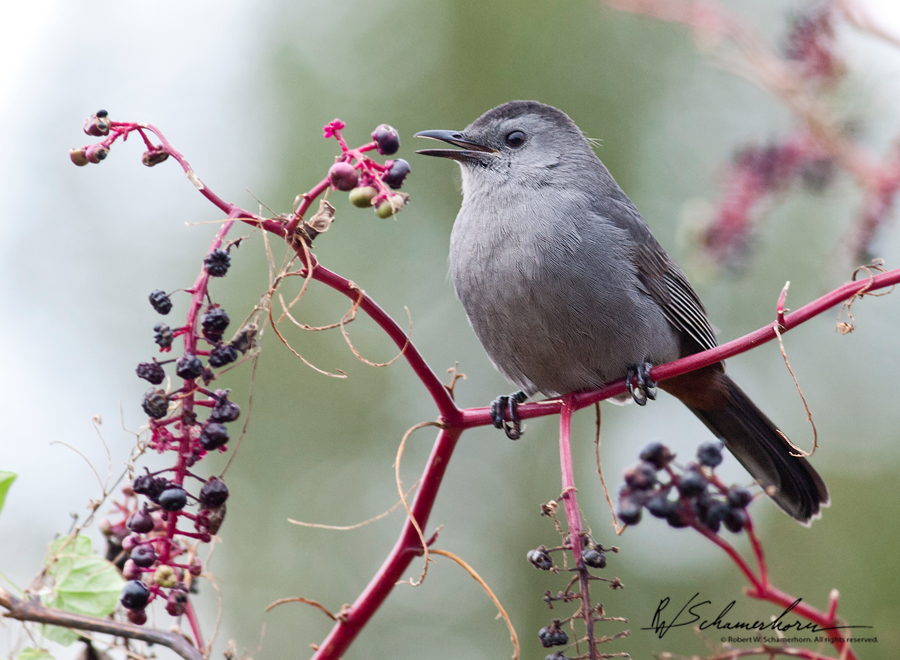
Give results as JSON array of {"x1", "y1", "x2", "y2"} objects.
[
  {"x1": 322, "y1": 119, "x2": 411, "y2": 218},
  {"x1": 703, "y1": 133, "x2": 835, "y2": 267},
  {"x1": 782, "y1": 3, "x2": 844, "y2": 85},
  {"x1": 70, "y1": 110, "x2": 169, "y2": 169}
]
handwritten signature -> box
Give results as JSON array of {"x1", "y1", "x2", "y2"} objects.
[{"x1": 642, "y1": 594, "x2": 872, "y2": 639}]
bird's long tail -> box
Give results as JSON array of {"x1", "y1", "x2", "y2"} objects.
[{"x1": 662, "y1": 370, "x2": 829, "y2": 524}]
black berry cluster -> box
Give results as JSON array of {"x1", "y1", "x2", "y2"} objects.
[
  {"x1": 115, "y1": 470, "x2": 230, "y2": 621},
  {"x1": 782, "y1": 4, "x2": 842, "y2": 83},
  {"x1": 616, "y1": 441, "x2": 754, "y2": 534},
  {"x1": 69, "y1": 111, "x2": 112, "y2": 167}
]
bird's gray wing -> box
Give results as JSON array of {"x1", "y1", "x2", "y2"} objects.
[{"x1": 603, "y1": 197, "x2": 718, "y2": 354}]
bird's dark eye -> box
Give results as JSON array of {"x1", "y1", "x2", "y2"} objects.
[{"x1": 505, "y1": 130, "x2": 526, "y2": 148}]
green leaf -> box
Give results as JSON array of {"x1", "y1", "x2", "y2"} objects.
[
  {"x1": 41, "y1": 625, "x2": 79, "y2": 647},
  {"x1": 45, "y1": 535, "x2": 93, "y2": 562},
  {"x1": 18, "y1": 648, "x2": 56, "y2": 660},
  {"x1": 0, "y1": 471, "x2": 16, "y2": 516},
  {"x1": 41, "y1": 534, "x2": 125, "y2": 643}
]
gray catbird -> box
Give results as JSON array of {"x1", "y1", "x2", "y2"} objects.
[{"x1": 415, "y1": 100, "x2": 828, "y2": 524}]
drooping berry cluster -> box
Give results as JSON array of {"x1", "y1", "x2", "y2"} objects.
[
  {"x1": 616, "y1": 441, "x2": 754, "y2": 534},
  {"x1": 526, "y1": 515, "x2": 624, "y2": 659},
  {"x1": 114, "y1": 236, "x2": 254, "y2": 623},
  {"x1": 322, "y1": 120, "x2": 411, "y2": 220},
  {"x1": 98, "y1": 473, "x2": 226, "y2": 625},
  {"x1": 782, "y1": 4, "x2": 843, "y2": 84},
  {"x1": 702, "y1": 133, "x2": 836, "y2": 268},
  {"x1": 70, "y1": 110, "x2": 172, "y2": 170}
]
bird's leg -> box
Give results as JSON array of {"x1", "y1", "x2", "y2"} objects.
[
  {"x1": 626, "y1": 362, "x2": 657, "y2": 406},
  {"x1": 490, "y1": 390, "x2": 528, "y2": 440}
]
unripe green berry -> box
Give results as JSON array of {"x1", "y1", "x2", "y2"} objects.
[
  {"x1": 154, "y1": 564, "x2": 178, "y2": 588},
  {"x1": 349, "y1": 186, "x2": 377, "y2": 208},
  {"x1": 375, "y1": 193, "x2": 407, "y2": 218}
]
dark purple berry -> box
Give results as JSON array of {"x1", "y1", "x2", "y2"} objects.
[
  {"x1": 727, "y1": 487, "x2": 753, "y2": 509},
  {"x1": 697, "y1": 442, "x2": 724, "y2": 468},
  {"x1": 204, "y1": 248, "x2": 231, "y2": 277},
  {"x1": 646, "y1": 494, "x2": 678, "y2": 519},
  {"x1": 723, "y1": 507, "x2": 748, "y2": 533},
  {"x1": 200, "y1": 422, "x2": 229, "y2": 450},
  {"x1": 175, "y1": 353, "x2": 204, "y2": 380},
  {"x1": 201, "y1": 306, "x2": 230, "y2": 342},
  {"x1": 666, "y1": 508, "x2": 690, "y2": 528},
  {"x1": 141, "y1": 389, "x2": 169, "y2": 419},
  {"x1": 677, "y1": 470, "x2": 708, "y2": 498},
  {"x1": 130, "y1": 544, "x2": 157, "y2": 568},
  {"x1": 328, "y1": 162, "x2": 359, "y2": 191},
  {"x1": 127, "y1": 508, "x2": 155, "y2": 534},
  {"x1": 702, "y1": 501, "x2": 731, "y2": 533},
  {"x1": 136, "y1": 361, "x2": 166, "y2": 385},
  {"x1": 538, "y1": 623, "x2": 568, "y2": 648},
  {"x1": 372, "y1": 124, "x2": 400, "y2": 155},
  {"x1": 199, "y1": 477, "x2": 229, "y2": 508},
  {"x1": 639, "y1": 442, "x2": 674, "y2": 469},
  {"x1": 127, "y1": 609, "x2": 148, "y2": 625},
  {"x1": 383, "y1": 158, "x2": 410, "y2": 189},
  {"x1": 149, "y1": 290, "x2": 172, "y2": 315},
  {"x1": 527, "y1": 548, "x2": 553, "y2": 571},
  {"x1": 165, "y1": 589, "x2": 188, "y2": 617},
  {"x1": 617, "y1": 493, "x2": 643, "y2": 525},
  {"x1": 158, "y1": 487, "x2": 187, "y2": 512},
  {"x1": 582, "y1": 548, "x2": 606, "y2": 569},
  {"x1": 624, "y1": 461, "x2": 658, "y2": 490},
  {"x1": 208, "y1": 344, "x2": 238, "y2": 368},
  {"x1": 120, "y1": 579, "x2": 151, "y2": 611},
  {"x1": 154, "y1": 322, "x2": 173, "y2": 349},
  {"x1": 132, "y1": 475, "x2": 168, "y2": 502},
  {"x1": 209, "y1": 392, "x2": 240, "y2": 423}
]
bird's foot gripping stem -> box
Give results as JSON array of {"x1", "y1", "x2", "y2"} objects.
[
  {"x1": 490, "y1": 390, "x2": 528, "y2": 440},
  {"x1": 626, "y1": 362, "x2": 657, "y2": 406}
]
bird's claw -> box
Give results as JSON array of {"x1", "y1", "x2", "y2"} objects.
[
  {"x1": 626, "y1": 362, "x2": 657, "y2": 406},
  {"x1": 490, "y1": 390, "x2": 527, "y2": 440}
]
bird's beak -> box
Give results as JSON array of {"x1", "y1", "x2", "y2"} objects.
[{"x1": 414, "y1": 129, "x2": 497, "y2": 162}]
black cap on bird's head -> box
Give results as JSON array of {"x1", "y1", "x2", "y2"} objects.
[{"x1": 414, "y1": 101, "x2": 592, "y2": 171}]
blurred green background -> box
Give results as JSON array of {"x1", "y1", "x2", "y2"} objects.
[{"x1": 1, "y1": 1, "x2": 899, "y2": 659}]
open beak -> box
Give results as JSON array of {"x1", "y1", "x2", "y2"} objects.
[{"x1": 414, "y1": 129, "x2": 497, "y2": 163}]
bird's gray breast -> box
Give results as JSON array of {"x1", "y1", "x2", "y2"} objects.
[{"x1": 449, "y1": 185, "x2": 679, "y2": 397}]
